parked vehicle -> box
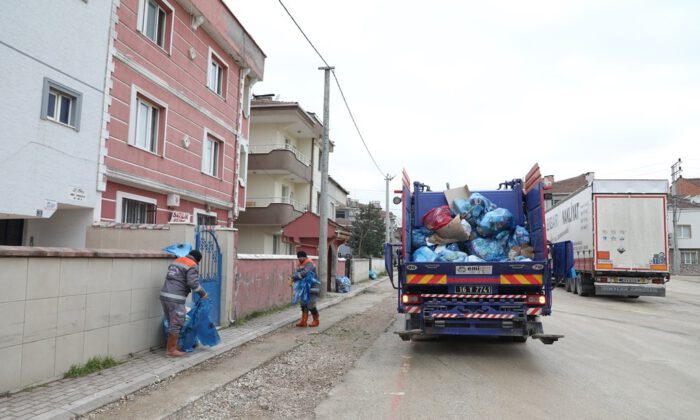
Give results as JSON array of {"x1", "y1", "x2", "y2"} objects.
[
  {"x1": 385, "y1": 164, "x2": 562, "y2": 344},
  {"x1": 545, "y1": 178, "x2": 670, "y2": 297}
]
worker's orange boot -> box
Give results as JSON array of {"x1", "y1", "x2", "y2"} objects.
[
  {"x1": 309, "y1": 312, "x2": 319, "y2": 327},
  {"x1": 295, "y1": 310, "x2": 308, "y2": 327},
  {"x1": 166, "y1": 333, "x2": 185, "y2": 357}
]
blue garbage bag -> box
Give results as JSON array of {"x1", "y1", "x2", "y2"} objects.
[
  {"x1": 411, "y1": 227, "x2": 433, "y2": 251},
  {"x1": 508, "y1": 225, "x2": 530, "y2": 248},
  {"x1": 435, "y1": 248, "x2": 469, "y2": 262},
  {"x1": 336, "y1": 276, "x2": 352, "y2": 292},
  {"x1": 293, "y1": 272, "x2": 321, "y2": 305},
  {"x1": 179, "y1": 298, "x2": 220, "y2": 352},
  {"x1": 453, "y1": 193, "x2": 497, "y2": 227},
  {"x1": 413, "y1": 246, "x2": 437, "y2": 262},
  {"x1": 162, "y1": 243, "x2": 193, "y2": 257},
  {"x1": 163, "y1": 317, "x2": 196, "y2": 350},
  {"x1": 469, "y1": 237, "x2": 507, "y2": 261},
  {"x1": 476, "y1": 208, "x2": 515, "y2": 237},
  {"x1": 368, "y1": 269, "x2": 377, "y2": 280}
]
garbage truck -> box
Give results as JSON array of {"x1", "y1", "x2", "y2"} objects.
[
  {"x1": 545, "y1": 178, "x2": 670, "y2": 297},
  {"x1": 385, "y1": 164, "x2": 562, "y2": 344}
]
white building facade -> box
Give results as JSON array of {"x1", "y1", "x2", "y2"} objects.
[
  {"x1": 669, "y1": 200, "x2": 700, "y2": 274},
  {"x1": 0, "y1": 1, "x2": 112, "y2": 247}
]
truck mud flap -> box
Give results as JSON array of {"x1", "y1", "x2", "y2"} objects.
[{"x1": 531, "y1": 333, "x2": 564, "y2": 345}]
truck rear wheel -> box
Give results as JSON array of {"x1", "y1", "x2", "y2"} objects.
[
  {"x1": 574, "y1": 275, "x2": 581, "y2": 295},
  {"x1": 565, "y1": 278, "x2": 572, "y2": 292}
]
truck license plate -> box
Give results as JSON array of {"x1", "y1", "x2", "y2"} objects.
[{"x1": 455, "y1": 286, "x2": 493, "y2": 294}]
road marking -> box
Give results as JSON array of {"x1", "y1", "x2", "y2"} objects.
[{"x1": 389, "y1": 357, "x2": 411, "y2": 420}]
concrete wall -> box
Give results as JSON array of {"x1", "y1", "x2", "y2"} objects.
[
  {"x1": 351, "y1": 258, "x2": 387, "y2": 283},
  {"x1": 234, "y1": 255, "x2": 349, "y2": 319},
  {"x1": 25, "y1": 209, "x2": 94, "y2": 248},
  {"x1": 0, "y1": 247, "x2": 173, "y2": 394},
  {"x1": 86, "y1": 224, "x2": 196, "y2": 250}
]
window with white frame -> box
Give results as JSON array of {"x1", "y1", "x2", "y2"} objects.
[
  {"x1": 134, "y1": 97, "x2": 160, "y2": 153},
  {"x1": 678, "y1": 225, "x2": 691, "y2": 239},
  {"x1": 194, "y1": 209, "x2": 219, "y2": 226},
  {"x1": 273, "y1": 234, "x2": 281, "y2": 254},
  {"x1": 41, "y1": 78, "x2": 82, "y2": 129},
  {"x1": 202, "y1": 134, "x2": 222, "y2": 177},
  {"x1": 238, "y1": 144, "x2": 248, "y2": 185},
  {"x1": 207, "y1": 49, "x2": 227, "y2": 96},
  {"x1": 681, "y1": 251, "x2": 698, "y2": 265},
  {"x1": 118, "y1": 193, "x2": 157, "y2": 224},
  {"x1": 139, "y1": 0, "x2": 172, "y2": 49}
]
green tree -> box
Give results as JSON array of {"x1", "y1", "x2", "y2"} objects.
[{"x1": 348, "y1": 205, "x2": 386, "y2": 257}]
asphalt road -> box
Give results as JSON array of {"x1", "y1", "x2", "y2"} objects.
[{"x1": 315, "y1": 276, "x2": 700, "y2": 420}]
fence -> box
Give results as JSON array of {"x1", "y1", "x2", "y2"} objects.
[{"x1": 0, "y1": 246, "x2": 173, "y2": 394}]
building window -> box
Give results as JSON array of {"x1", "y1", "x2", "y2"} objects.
[
  {"x1": 0, "y1": 219, "x2": 24, "y2": 246},
  {"x1": 121, "y1": 198, "x2": 156, "y2": 223},
  {"x1": 202, "y1": 134, "x2": 222, "y2": 177},
  {"x1": 273, "y1": 234, "x2": 281, "y2": 254},
  {"x1": 678, "y1": 225, "x2": 691, "y2": 239},
  {"x1": 238, "y1": 143, "x2": 248, "y2": 185},
  {"x1": 128, "y1": 86, "x2": 166, "y2": 155},
  {"x1": 207, "y1": 49, "x2": 227, "y2": 97},
  {"x1": 117, "y1": 192, "x2": 158, "y2": 224},
  {"x1": 197, "y1": 213, "x2": 217, "y2": 225},
  {"x1": 138, "y1": 0, "x2": 173, "y2": 50},
  {"x1": 681, "y1": 251, "x2": 698, "y2": 265},
  {"x1": 336, "y1": 209, "x2": 347, "y2": 219},
  {"x1": 41, "y1": 78, "x2": 82, "y2": 130},
  {"x1": 135, "y1": 98, "x2": 160, "y2": 153}
]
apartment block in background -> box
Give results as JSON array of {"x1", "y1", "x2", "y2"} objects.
[
  {"x1": 99, "y1": 0, "x2": 264, "y2": 227},
  {"x1": 237, "y1": 94, "x2": 349, "y2": 254},
  {"x1": 0, "y1": 1, "x2": 112, "y2": 247}
]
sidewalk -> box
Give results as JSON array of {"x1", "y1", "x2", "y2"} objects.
[{"x1": 0, "y1": 279, "x2": 383, "y2": 420}]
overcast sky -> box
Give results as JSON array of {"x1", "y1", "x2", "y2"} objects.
[{"x1": 227, "y1": 0, "x2": 700, "y2": 212}]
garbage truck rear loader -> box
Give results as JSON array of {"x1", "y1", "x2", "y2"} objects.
[
  {"x1": 385, "y1": 164, "x2": 562, "y2": 344},
  {"x1": 545, "y1": 179, "x2": 670, "y2": 297}
]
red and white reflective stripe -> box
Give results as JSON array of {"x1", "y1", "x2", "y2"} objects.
[
  {"x1": 432, "y1": 313, "x2": 515, "y2": 319},
  {"x1": 405, "y1": 305, "x2": 421, "y2": 314},
  {"x1": 421, "y1": 294, "x2": 526, "y2": 299},
  {"x1": 527, "y1": 308, "x2": 542, "y2": 316}
]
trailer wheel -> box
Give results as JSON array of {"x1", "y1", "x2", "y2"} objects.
[
  {"x1": 512, "y1": 336, "x2": 527, "y2": 343},
  {"x1": 574, "y1": 275, "x2": 581, "y2": 295},
  {"x1": 565, "y1": 278, "x2": 572, "y2": 293},
  {"x1": 579, "y1": 275, "x2": 594, "y2": 296}
]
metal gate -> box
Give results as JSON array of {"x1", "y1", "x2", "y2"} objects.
[{"x1": 195, "y1": 226, "x2": 222, "y2": 325}]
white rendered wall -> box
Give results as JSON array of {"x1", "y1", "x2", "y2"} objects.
[{"x1": 0, "y1": 1, "x2": 112, "y2": 245}]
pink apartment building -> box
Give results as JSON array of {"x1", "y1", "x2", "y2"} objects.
[{"x1": 99, "y1": 0, "x2": 264, "y2": 226}]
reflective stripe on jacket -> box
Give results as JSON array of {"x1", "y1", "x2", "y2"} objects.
[{"x1": 160, "y1": 256, "x2": 203, "y2": 302}]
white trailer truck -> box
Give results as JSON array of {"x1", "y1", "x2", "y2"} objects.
[{"x1": 546, "y1": 179, "x2": 669, "y2": 297}]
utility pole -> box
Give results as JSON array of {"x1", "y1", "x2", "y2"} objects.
[
  {"x1": 318, "y1": 65, "x2": 334, "y2": 295},
  {"x1": 385, "y1": 173, "x2": 394, "y2": 244},
  {"x1": 671, "y1": 158, "x2": 682, "y2": 274}
]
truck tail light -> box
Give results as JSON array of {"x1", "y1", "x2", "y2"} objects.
[
  {"x1": 652, "y1": 278, "x2": 664, "y2": 284},
  {"x1": 526, "y1": 295, "x2": 546, "y2": 306},
  {"x1": 597, "y1": 277, "x2": 609, "y2": 283},
  {"x1": 402, "y1": 294, "x2": 421, "y2": 305}
]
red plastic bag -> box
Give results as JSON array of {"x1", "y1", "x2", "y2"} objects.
[{"x1": 422, "y1": 205, "x2": 453, "y2": 231}]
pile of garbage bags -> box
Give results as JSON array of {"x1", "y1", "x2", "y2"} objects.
[{"x1": 412, "y1": 193, "x2": 535, "y2": 263}]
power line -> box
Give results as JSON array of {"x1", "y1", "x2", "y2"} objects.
[{"x1": 276, "y1": 0, "x2": 386, "y2": 177}]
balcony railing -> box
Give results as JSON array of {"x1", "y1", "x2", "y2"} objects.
[
  {"x1": 245, "y1": 197, "x2": 309, "y2": 212},
  {"x1": 249, "y1": 143, "x2": 310, "y2": 166}
]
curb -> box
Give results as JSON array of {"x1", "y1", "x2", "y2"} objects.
[{"x1": 52, "y1": 278, "x2": 385, "y2": 419}]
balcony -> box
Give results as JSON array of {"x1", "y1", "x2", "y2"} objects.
[
  {"x1": 236, "y1": 197, "x2": 309, "y2": 226},
  {"x1": 248, "y1": 144, "x2": 312, "y2": 182}
]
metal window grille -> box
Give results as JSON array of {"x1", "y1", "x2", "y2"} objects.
[
  {"x1": 197, "y1": 213, "x2": 217, "y2": 226},
  {"x1": 122, "y1": 198, "x2": 156, "y2": 224}
]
